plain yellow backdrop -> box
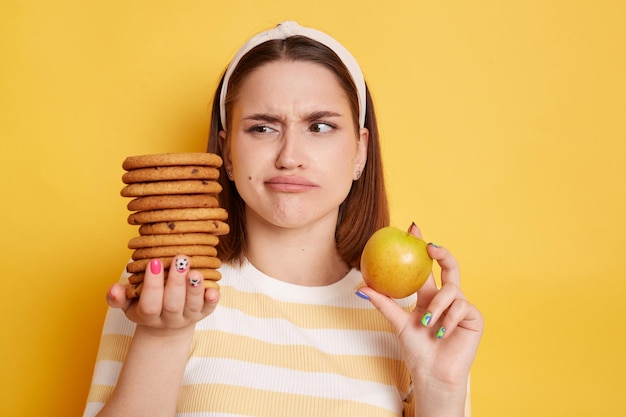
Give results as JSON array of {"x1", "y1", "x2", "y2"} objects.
[{"x1": 1, "y1": 1, "x2": 625, "y2": 416}]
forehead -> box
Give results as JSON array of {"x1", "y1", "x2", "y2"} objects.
[{"x1": 234, "y1": 60, "x2": 351, "y2": 113}]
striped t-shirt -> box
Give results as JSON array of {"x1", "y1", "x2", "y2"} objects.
[{"x1": 83, "y1": 260, "x2": 421, "y2": 416}]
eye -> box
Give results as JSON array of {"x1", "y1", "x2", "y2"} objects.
[
  {"x1": 246, "y1": 125, "x2": 275, "y2": 134},
  {"x1": 309, "y1": 122, "x2": 335, "y2": 133}
]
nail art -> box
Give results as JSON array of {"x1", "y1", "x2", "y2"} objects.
[
  {"x1": 436, "y1": 326, "x2": 446, "y2": 339},
  {"x1": 189, "y1": 275, "x2": 201, "y2": 287},
  {"x1": 428, "y1": 242, "x2": 441, "y2": 248},
  {"x1": 174, "y1": 257, "x2": 189, "y2": 273},
  {"x1": 420, "y1": 312, "x2": 432, "y2": 326},
  {"x1": 355, "y1": 290, "x2": 370, "y2": 300},
  {"x1": 150, "y1": 259, "x2": 162, "y2": 275}
]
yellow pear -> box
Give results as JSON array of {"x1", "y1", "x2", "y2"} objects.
[{"x1": 360, "y1": 226, "x2": 433, "y2": 298}]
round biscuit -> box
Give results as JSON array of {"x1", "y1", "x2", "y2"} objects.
[
  {"x1": 128, "y1": 207, "x2": 228, "y2": 225},
  {"x1": 196, "y1": 269, "x2": 222, "y2": 281},
  {"x1": 127, "y1": 268, "x2": 222, "y2": 284},
  {"x1": 121, "y1": 180, "x2": 222, "y2": 197},
  {"x1": 132, "y1": 245, "x2": 218, "y2": 260},
  {"x1": 128, "y1": 273, "x2": 144, "y2": 285},
  {"x1": 122, "y1": 153, "x2": 223, "y2": 170},
  {"x1": 126, "y1": 256, "x2": 222, "y2": 273},
  {"x1": 128, "y1": 233, "x2": 219, "y2": 248},
  {"x1": 203, "y1": 280, "x2": 220, "y2": 290},
  {"x1": 122, "y1": 166, "x2": 220, "y2": 184},
  {"x1": 127, "y1": 194, "x2": 219, "y2": 211},
  {"x1": 138, "y1": 220, "x2": 229, "y2": 235},
  {"x1": 126, "y1": 282, "x2": 143, "y2": 299}
]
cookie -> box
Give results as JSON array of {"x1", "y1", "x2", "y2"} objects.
[
  {"x1": 126, "y1": 282, "x2": 143, "y2": 299},
  {"x1": 122, "y1": 166, "x2": 220, "y2": 184},
  {"x1": 127, "y1": 194, "x2": 219, "y2": 211},
  {"x1": 127, "y1": 268, "x2": 222, "y2": 284},
  {"x1": 195, "y1": 268, "x2": 222, "y2": 281},
  {"x1": 122, "y1": 153, "x2": 223, "y2": 170},
  {"x1": 203, "y1": 280, "x2": 220, "y2": 290},
  {"x1": 127, "y1": 273, "x2": 144, "y2": 285},
  {"x1": 121, "y1": 180, "x2": 222, "y2": 197},
  {"x1": 131, "y1": 245, "x2": 218, "y2": 260},
  {"x1": 126, "y1": 256, "x2": 222, "y2": 273},
  {"x1": 128, "y1": 207, "x2": 228, "y2": 225},
  {"x1": 125, "y1": 279, "x2": 219, "y2": 299},
  {"x1": 128, "y1": 233, "x2": 219, "y2": 249},
  {"x1": 139, "y1": 220, "x2": 229, "y2": 236}
]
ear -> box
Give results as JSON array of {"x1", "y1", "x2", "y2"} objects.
[
  {"x1": 218, "y1": 130, "x2": 233, "y2": 174},
  {"x1": 354, "y1": 127, "x2": 369, "y2": 178}
]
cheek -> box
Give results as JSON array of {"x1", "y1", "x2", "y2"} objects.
[
  {"x1": 230, "y1": 141, "x2": 261, "y2": 174},
  {"x1": 324, "y1": 143, "x2": 359, "y2": 173}
]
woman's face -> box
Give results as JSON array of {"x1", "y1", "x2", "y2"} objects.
[{"x1": 221, "y1": 60, "x2": 368, "y2": 231}]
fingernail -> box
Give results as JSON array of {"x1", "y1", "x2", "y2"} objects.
[
  {"x1": 150, "y1": 259, "x2": 162, "y2": 274},
  {"x1": 420, "y1": 312, "x2": 432, "y2": 326},
  {"x1": 189, "y1": 275, "x2": 201, "y2": 287},
  {"x1": 408, "y1": 222, "x2": 417, "y2": 233},
  {"x1": 428, "y1": 242, "x2": 441, "y2": 248},
  {"x1": 355, "y1": 290, "x2": 370, "y2": 300},
  {"x1": 174, "y1": 257, "x2": 189, "y2": 273},
  {"x1": 436, "y1": 326, "x2": 446, "y2": 339}
]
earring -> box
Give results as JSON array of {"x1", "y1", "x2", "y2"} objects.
[{"x1": 227, "y1": 170, "x2": 233, "y2": 179}]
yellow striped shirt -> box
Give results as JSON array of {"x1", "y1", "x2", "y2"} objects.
[{"x1": 83, "y1": 260, "x2": 420, "y2": 416}]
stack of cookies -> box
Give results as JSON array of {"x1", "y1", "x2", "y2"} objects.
[{"x1": 120, "y1": 153, "x2": 229, "y2": 298}]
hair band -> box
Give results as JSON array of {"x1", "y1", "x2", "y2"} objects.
[{"x1": 219, "y1": 21, "x2": 367, "y2": 129}]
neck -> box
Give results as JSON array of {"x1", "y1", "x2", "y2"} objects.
[{"x1": 243, "y1": 213, "x2": 350, "y2": 286}]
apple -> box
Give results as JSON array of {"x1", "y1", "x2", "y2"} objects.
[{"x1": 360, "y1": 226, "x2": 433, "y2": 298}]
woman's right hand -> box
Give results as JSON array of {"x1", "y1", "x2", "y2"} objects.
[{"x1": 106, "y1": 255, "x2": 220, "y2": 332}]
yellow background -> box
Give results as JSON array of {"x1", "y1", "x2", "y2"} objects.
[{"x1": 1, "y1": 1, "x2": 624, "y2": 416}]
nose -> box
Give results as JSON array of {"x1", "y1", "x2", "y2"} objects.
[{"x1": 275, "y1": 128, "x2": 307, "y2": 170}]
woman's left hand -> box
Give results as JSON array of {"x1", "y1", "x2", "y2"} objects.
[{"x1": 357, "y1": 223, "x2": 484, "y2": 408}]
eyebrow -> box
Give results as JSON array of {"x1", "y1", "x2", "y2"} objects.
[{"x1": 242, "y1": 110, "x2": 343, "y2": 123}]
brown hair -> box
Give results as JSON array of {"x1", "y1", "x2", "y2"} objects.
[{"x1": 207, "y1": 36, "x2": 389, "y2": 268}]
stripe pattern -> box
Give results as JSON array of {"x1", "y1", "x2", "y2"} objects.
[{"x1": 83, "y1": 261, "x2": 417, "y2": 416}]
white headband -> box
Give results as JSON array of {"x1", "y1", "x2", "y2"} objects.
[{"x1": 219, "y1": 21, "x2": 367, "y2": 129}]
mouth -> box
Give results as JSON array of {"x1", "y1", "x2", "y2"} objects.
[{"x1": 265, "y1": 176, "x2": 318, "y2": 192}]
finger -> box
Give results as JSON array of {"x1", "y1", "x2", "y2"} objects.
[
  {"x1": 356, "y1": 286, "x2": 410, "y2": 334},
  {"x1": 106, "y1": 283, "x2": 132, "y2": 310},
  {"x1": 436, "y1": 298, "x2": 476, "y2": 339},
  {"x1": 136, "y1": 259, "x2": 166, "y2": 318},
  {"x1": 161, "y1": 256, "x2": 190, "y2": 319},
  {"x1": 427, "y1": 243, "x2": 461, "y2": 287},
  {"x1": 420, "y1": 282, "x2": 465, "y2": 329},
  {"x1": 407, "y1": 222, "x2": 423, "y2": 239},
  {"x1": 201, "y1": 285, "x2": 221, "y2": 316},
  {"x1": 183, "y1": 270, "x2": 209, "y2": 316},
  {"x1": 414, "y1": 274, "x2": 439, "y2": 310},
  {"x1": 407, "y1": 223, "x2": 439, "y2": 304}
]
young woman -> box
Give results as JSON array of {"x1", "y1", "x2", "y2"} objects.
[{"x1": 84, "y1": 21, "x2": 483, "y2": 417}]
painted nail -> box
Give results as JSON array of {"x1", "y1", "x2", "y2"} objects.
[
  {"x1": 174, "y1": 257, "x2": 189, "y2": 273},
  {"x1": 420, "y1": 312, "x2": 433, "y2": 326},
  {"x1": 436, "y1": 326, "x2": 446, "y2": 339},
  {"x1": 408, "y1": 222, "x2": 417, "y2": 233},
  {"x1": 355, "y1": 290, "x2": 370, "y2": 300},
  {"x1": 189, "y1": 275, "x2": 201, "y2": 287},
  {"x1": 428, "y1": 242, "x2": 441, "y2": 248},
  {"x1": 150, "y1": 259, "x2": 162, "y2": 275}
]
